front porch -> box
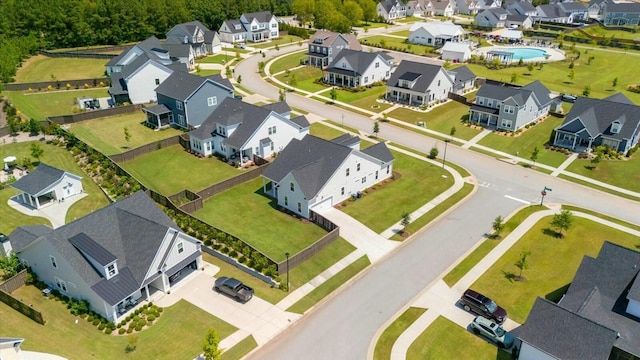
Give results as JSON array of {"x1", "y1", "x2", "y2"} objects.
[
  {"x1": 249, "y1": 30, "x2": 270, "y2": 42},
  {"x1": 469, "y1": 105, "x2": 500, "y2": 127},
  {"x1": 385, "y1": 89, "x2": 427, "y2": 106},
  {"x1": 324, "y1": 71, "x2": 360, "y2": 88},
  {"x1": 142, "y1": 104, "x2": 173, "y2": 130}
]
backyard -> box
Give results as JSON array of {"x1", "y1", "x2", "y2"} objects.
[
  {"x1": 0, "y1": 286, "x2": 237, "y2": 360},
  {"x1": 565, "y1": 154, "x2": 640, "y2": 193},
  {"x1": 4, "y1": 89, "x2": 110, "y2": 120},
  {"x1": 69, "y1": 112, "x2": 183, "y2": 155},
  {"x1": 120, "y1": 145, "x2": 241, "y2": 195},
  {"x1": 193, "y1": 177, "x2": 328, "y2": 262},
  {"x1": 389, "y1": 101, "x2": 483, "y2": 141},
  {"x1": 14, "y1": 55, "x2": 108, "y2": 82},
  {"x1": 360, "y1": 35, "x2": 435, "y2": 56}
]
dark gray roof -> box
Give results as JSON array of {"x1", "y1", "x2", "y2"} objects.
[
  {"x1": 477, "y1": 83, "x2": 526, "y2": 106},
  {"x1": 68, "y1": 233, "x2": 117, "y2": 266},
  {"x1": 11, "y1": 163, "x2": 79, "y2": 196},
  {"x1": 560, "y1": 1, "x2": 587, "y2": 11},
  {"x1": 379, "y1": 0, "x2": 395, "y2": 13},
  {"x1": 142, "y1": 104, "x2": 172, "y2": 115},
  {"x1": 387, "y1": 60, "x2": 451, "y2": 93},
  {"x1": 262, "y1": 101, "x2": 291, "y2": 115},
  {"x1": 521, "y1": 80, "x2": 555, "y2": 106},
  {"x1": 448, "y1": 65, "x2": 476, "y2": 88},
  {"x1": 108, "y1": 72, "x2": 128, "y2": 96},
  {"x1": 506, "y1": 13, "x2": 528, "y2": 21},
  {"x1": 362, "y1": 142, "x2": 394, "y2": 163},
  {"x1": 160, "y1": 43, "x2": 192, "y2": 58},
  {"x1": 222, "y1": 20, "x2": 246, "y2": 34},
  {"x1": 538, "y1": 4, "x2": 566, "y2": 18},
  {"x1": 519, "y1": 297, "x2": 618, "y2": 360},
  {"x1": 399, "y1": 72, "x2": 422, "y2": 81},
  {"x1": 155, "y1": 72, "x2": 231, "y2": 101},
  {"x1": 106, "y1": 47, "x2": 132, "y2": 66},
  {"x1": 290, "y1": 115, "x2": 310, "y2": 128},
  {"x1": 7, "y1": 225, "x2": 52, "y2": 253},
  {"x1": 120, "y1": 54, "x2": 152, "y2": 79},
  {"x1": 206, "y1": 74, "x2": 233, "y2": 91},
  {"x1": 326, "y1": 49, "x2": 392, "y2": 77},
  {"x1": 260, "y1": 137, "x2": 272, "y2": 145},
  {"x1": 203, "y1": 30, "x2": 219, "y2": 44},
  {"x1": 486, "y1": 7, "x2": 508, "y2": 15},
  {"x1": 605, "y1": 1, "x2": 640, "y2": 13},
  {"x1": 628, "y1": 276, "x2": 640, "y2": 302},
  {"x1": 166, "y1": 62, "x2": 188, "y2": 73},
  {"x1": 331, "y1": 134, "x2": 361, "y2": 147},
  {"x1": 243, "y1": 11, "x2": 274, "y2": 24},
  {"x1": 515, "y1": 0, "x2": 536, "y2": 12},
  {"x1": 603, "y1": 92, "x2": 634, "y2": 105},
  {"x1": 91, "y1": 267, "x2": 139, "y2": 306}
]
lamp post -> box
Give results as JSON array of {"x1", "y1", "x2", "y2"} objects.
[
  {"x1": 285, "y1": 252, "x2": 290, "y2": 292},
  {"x1": 442, "y1": 140, "x2": 449, "y2": 169}
]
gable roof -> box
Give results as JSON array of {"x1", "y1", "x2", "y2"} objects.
[
  {"x1": 310, "y1": 31, "x2": 362, "y2": 50},
  {"x1": 11, "y1": 163, "x2": 81, "y2": 195},
  {"x1": 7, "y1": 225, "x2": 53, "y2": 253},
  {"x1": 155, "y1": 72, "x2": 232, "y2": 101},
  {"x1": 203, "y1": 30, "x2": 219, "y2": 44},
  {"x1": 261, "y1": 101, "x2": 291, "y2": 115},
  {"x1": 605, "y1": 1, "x2": 640, "y2": 13},
  {"x1": 326, "y1": 49, "x2": 393, "y2": 77},
  {"x1": 477, "y1": 81, "x2": 553, "y2": 107},
  {"x1": 410, "y1": 21, "x2": 466, "y2": 38},
  {"x1": 538, "y1": 4, "x2": 567, "y2": 18},
  {"x1": 560, "y1": 1, "x2": 587, "y2": 11},
  {"x1": 448, "y1": 65, "x2": 476, "y2": 91},
  {"x1": 222, "y1": 19, "x2": 245, "y2": 33},
  {"x1": 521, "y1": 80, "x2": 554, "y2": 106},
  {"x1": 362, "y1": 142, "x2": 394, "y2": 162},
  {"x1": 441, "y1": 42, "x2": 472, "y2": 53},
  {"x1": 388, "y1": 60, "x2": 452, "y2": 93},
  {"x1": 603, "y1": 92, "x2": 634, "y2": 105},
  {"x1": 513, "y1": 0, "x2": 536, "y2": 13},
  {"x1": 432, "y1": 0, "x2": 453, "y2": 10},
  {"x1": 242, "y1": 11, "x2": 274, "y2": 24}
]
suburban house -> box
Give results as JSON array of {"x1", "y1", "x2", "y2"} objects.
[
  {"x1": 440, "y1": 42, "x2": 473, "y2": 62},
  {"x1": 536, "y1": 4, "x2": 574, "y2": 23},
  {"x1": 477, "y1": 0, "x2": 502, "y2": 10},
  {"x1": 407, "y1": 0, "x2": 432, "y2": 17},
  {"x1": 558, "y1": 1, "x2": 589, "y2": 21},
  {"x1": 385, "y1": 60, "x2": 456, "y2": 106},
  {"x1": 145, "y1": 71, "x2": 234, "y2": 129},
  {"x1": 431, "y1": 0, "x2": 456, "y2": 16},
  {"x1": 506, "y1": 13, "x2": 533, "y2": 29},
  {"x1": 475, "y1": 8, "x2": 509, "y2": 28},
  {"x1": 106, "y1": 36, "x2": 173, "y2": 75},
  {"x1": 323, "y1": 49, "x2": 394, "y2": 88},
  {"x1": 377, "y1": 0, "x2": 408, "y2": 20},
  {"x1": 517, "y1": 242, "x2": 640, "y2": 360},
  {"x1": 219, "y1": 11, "x2": 279, "y2": 43},
  {"x1": 602, "y1": 1, "x2": 640, "y2": 25},
  {"x1": 456, "y1": 0, "x2": 480, "y2": 16},
  {"x1": 448, "y1": 65, "x2": 477, "y2": 93},
  {"x1": 507, "y1": 0, "x2": 537, "y2": 17},
  {"x1": 408, "y1": 21, "x2": 466, "y2": 47},
  {"x1": 188, "y1": 98, "x2": 310, "y2": 161},
  {"x1": 166, "y1": 21, "x2": 208, "y2": 58},
  {"x1": 308, "y1": 31, "x2": 362, "y2": 68},
  {"x1": 552, "y1": 93, "x2": 640, "y2": 155},
  {"x1": 261, "y1": 134, "x2": 394, "y2": 218},
  {"x1": 469, "y1": 80, "x2": 560, "y2": 131},
  {"x1": 160, "y1": 42, "x2": 196, "y2": 70},
  {"x1": 588, "y1": 0, "x2": 606, "y2": 20},
  {"x1": 1, "y1": 191, "x2": 203, "y2": 322},
  {"x1": 10, "y1": 163, "x2": 83, "y2": 210}
]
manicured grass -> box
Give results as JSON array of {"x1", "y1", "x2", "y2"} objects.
[
  {"x1": 374, "y1": 307, "x2": 428, "y2": 360},
  {"x1": 269, "y1": 51, "x2": 307, "y2": 75},
  {"x1": 252, "y1": 35, "x2": 305, "y2": 49},
  {"x1": 222, "y1": 47, "x2": 251, "y2": 54},
  {"x1": 561, "y1": 205, "x2": 640, "y2": 232},
  {"x1": 286, "y1": 255, "x2": 370, "y2": 313},
  {"x1": 471, "y1": 216, "x2": 640, "y2": 323},
  {"x1": 342, "y1": 151, "x2": 453, "y2": 233},
  {"x1": 442, "y1": 205, "x2": 546, "y2": 287},
  {"x1": 325, "y1": 120, "x2": 361, "y2": 134},
  {"x1": 407, "y1": 316, "x2": 508, "y2": 360},
  {"x1": 360, "y1": 35, "x2": 435, "y2": 56},
  {"x1": 564, "y1": 155, "x2": 640, "y2": 193},
  {"x1": 558, "y1": 173, "x2": 639, "y2": 201},
  {"x1": 390, "y1": 183, "x2": 474, "y2": 241},
  {"x1": 0, "y1": 286, "x2": 237, "y2": 360},
  {"x1": 357, "y1": 21, "x2": 389, "y2": 28},
  {"x1": 121, "y1": 145, "x2": 241, "y2": 195},
  {"x1": 476, "y1": 116, "x2": 568, "y2": 167},
  {"x1": 334, "y1": 86, "x2": 393, "y2": 113},
  {"x1": 387, "y1": 143, "x2": 472, "y2": 178},
  {"x1": 15, "y1": 55, "x2": 107, "y2": 82},
  {"x1": 4, "y1": 89, "x2": 110, "y2": 120},
  {"x1": 573, "y1": 26, "x2": 639, "y2": 41},
  {"x1": 196, "y1": 54, "x2": 230, "y2": 64},
  {"x1": 0, "y1": 141, "x2": 109, "y2": 233},
  {"x1": 394, "y1": 16, "x2": 423, "y2": 24},
  {"x1": 389, "y1": 102, "x2": 483, "y2": 141},
  {"x1": 310, "y1": 122, "x2": 346, "y2": 140},
  {"x1": 221, "y1": 335, "x2": 258, "y2": 360},
  {"x1": 275, "y1": 67, "x2": 326, "y2": 93},
  {"x1": 389, "y1": 30, "x2": 411, "y2": 37},
  {"x1": 193, "y1": 178, "x2": 328, "y2": 262},
  {"x1": 197, "y1": 69, "x2": 221, "y2": 77},
  {"x1": 69, "y1": 113, "x2": 183, "y2": 155}
]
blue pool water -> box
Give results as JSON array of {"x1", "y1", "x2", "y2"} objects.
[{"x1": 504, "y1": 48, "x2": 547, "y2": 60}]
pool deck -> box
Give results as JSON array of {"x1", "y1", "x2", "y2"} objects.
[{"x1": 474, "y1": 45, "x2": 565, "y2": 62}]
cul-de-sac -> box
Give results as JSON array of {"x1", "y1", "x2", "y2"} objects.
[{"x1": 1, "y1": 1, "x2": 640, "y2": 359}]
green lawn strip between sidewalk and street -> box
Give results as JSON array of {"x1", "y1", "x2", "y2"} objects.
[
  {"x1": 324, "y1": 120, "x2": 361, "y2": 134},
  {"x1": 373, "y1": 307, "x2": 427, "y2": 360},
  {"x1": 389, "y1": 102, "x2": 482, "y2": 141},
  {"x1": 390, "y1": 121, "x2": 450, "y2": 142},
  {"x1": 221, "y1": 335, "x2": 258, "y2": 360},
  {"x1": 286, "y1": 255, "x2": 371, "y2": 314},
  {"x1": 557, "y1": 174, "x2": 639, "y2": 202},
  {"x1": 387, "y1": 142, "x2": 472, "y2": 178},
  {"x1": 5, "y1": 89, "x2": 110, "y2": 120},
  {"x1": 564, "y1": 154, "x2": 640, "y2": 193},
  {"x1": 561, "y1": 205, "x2": 640, "y2": 231}
]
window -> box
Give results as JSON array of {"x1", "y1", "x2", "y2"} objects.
[
  {"x1": 346, "y1": 168, "x2": 350, "y2": 176},
  {"x1": 375, "y1": 62, "x2": 380, "y2": 68},
  {"x1": 50, "y1": 256, "x2": 57, "y2": 269},
  {"x1": 207, "y1": 96, "x2": 217, "y2": 107},
  {"x1": 386, "y1": 165, "x2": 390, "y2": 174},
  {"x1": 176, "y1": 100, "x2": 183, "y2": 110},
  {"x1": 361, "y1": 177, "x2": 366, "y2": 183},
  {"x1": 341, "y1": 187, "x2": 345, "y2": 195},
  {"x1": 284, "y1": 196, "x2": 288, "y2": 206},
  {"x1": 364, "y1": 76, "x2": 369, "y2": 83},
  {"x1": 155, "y1": 78, "x2": 160, "y2": 85},
  {"x1": 386, "y1": 71, "x2": 390, "y2": 77},
  {"x1": 55, "y1": 277, "x2": 67, "y2": 292},
  {"x1": 375, "y1": 171, "x2": 379, "y2": 180},
  {"x1": 503, "y1": 105, "x2": 515, "y2": 114},
  {"x1": 270, "y1": 142, "x2": 274, "y2": 151},
  {"x1": 290, "y1": 182, "x2": 295, "y2": 191},
  {"x1": 357, "y1": 163, "x2": 361, "y2": 171},
  {"x1": 107, "y1": 264, "x2": 117, "y2": 277},
  {"x1": 268, "y1": 126, "x2": 277, "y2": 135},
  {"x1": 297, "y1": 202, "x2": 302, "y2": 212},
  {"x1": 478, "y1": 98, "x2": 484, "y2": 105},
  {"x1": 178, "y1": 114, "x2": 185, "y2": 125},
  {"x1": 177, "y1": 242, "x2": 184, "y2": 254},
  {"x1": 272, "y1": 23, "x2": 277, "y2": 28},
  {"x1": 438, "y1": 80, "x2": 441, "y2": 86},
  {"x1": 501, "y1": 119, "x2": 513, "y2": 128}
]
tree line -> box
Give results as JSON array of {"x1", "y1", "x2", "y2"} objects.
[{"x1": 292, "y1": 0, "x2": 381, "y2": 33}]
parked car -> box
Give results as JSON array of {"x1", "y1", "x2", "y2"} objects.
[
  {"x1": 214, "y1": 277, "x2": 254, "y2": 302},
  {"x1": 470, "y1": 316, "x2": 514, "y2": 349},
  {"x1": 561, "y1": 93, "x2": 577, "y2": 103},
  {"x1": 460, "y1": 289, "x2": 507, "y2": 323}
]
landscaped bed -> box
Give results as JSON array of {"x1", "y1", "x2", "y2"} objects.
[
  {"x1": 120, "y1": 145, "x2": 241, "y2": 195},
  {"x1": 69, "y1": 113, "x2": 183, "y2": 155},
  {"x1": 4, "y1": 88, "x2": 110, "y2": 120}
]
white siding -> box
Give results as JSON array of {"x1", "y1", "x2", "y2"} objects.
[
  {"x1": 627, "y1": 298, "x2": 640, "y2": 318},
  {"x1": 426, "y1": 70, "x2": 455, "y2": 102},
  {"x1": 360, "y1": 57, "x2": 392, "y2": 86},
  {"x1": 127, "y1": 62, "x2": 173, "y2": 104},
  {"x1": 409, "y1": 27, "x2": 435, "y2": 45},
  {"x1": 162, "y1": 233, "x2": 201, "y2": 270},
  {"x1": 241, "y1": 114, "x2": 309, "y2": 157},
  {"x1": 52, "y1": 174, "x2": 83, "y2": 201},
  {"x1": 519, "y1": 342, "x2": 559, "y2": 360},
  {"x1": 276, "y1": 175, "x2": 308, "y2": 217}
]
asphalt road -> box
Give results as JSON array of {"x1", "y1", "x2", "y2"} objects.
[{"x1": 237, "y1": 44, "x2": 640, "y2": 360}]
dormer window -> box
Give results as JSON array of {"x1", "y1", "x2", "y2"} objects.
[
  {"x1": 177, "y1": 242, "x2": 184, "y2": 254},
  {"x1": 107, "y1": 263, "x2": 118, "y2": 278},
  {"x1": 611, "y1": 121, "x2": 621, "y2": 134}
]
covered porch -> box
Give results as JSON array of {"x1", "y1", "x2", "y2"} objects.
[
  {"x1": 142, "y1": 104, "x2": 173, "y2": 130},
  {"x1": 469, "y1": 105, "x2": 500, "y2": 126},
  {"x1": 324, "y1": 69, "x2": 360, "y2": 88},
  {"x1": 385, "y1": 88, "x2": 428, "y2": 106},
  {"x1": 249, "y1": 30, "x2": 270, "y2": 42},
  {"x1": 486, "y1": 50, "x2": 515, "y2": 64}
]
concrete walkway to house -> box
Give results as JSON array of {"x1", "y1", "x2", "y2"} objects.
[
  {"x1": 550, "y1": 152, "x2": 579, "y2": 177},
  {"x1": 7, "y1": 192, "x2": 88, "y2": 229},
  {"x1": 461, "y1": 129, "x2": 492, "y2": 149}
]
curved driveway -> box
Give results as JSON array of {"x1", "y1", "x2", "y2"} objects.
[{"x1": 237, "y1": 45, "x2": 640, "y2": 360}]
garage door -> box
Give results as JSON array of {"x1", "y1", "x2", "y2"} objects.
[{"x1": 311, "y1": 196, "x2": 333, "y2": 213}]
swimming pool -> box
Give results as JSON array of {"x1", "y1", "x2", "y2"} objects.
[{"x1": 502, "y1": 48, "x2": 548, "y2": 60}]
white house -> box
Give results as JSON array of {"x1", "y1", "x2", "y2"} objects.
[
  {"x1": 323, "y1": 49, "x2": 394, "y2": 88},
  {"x1": 2, "y1": 191, "x2": 203, "y2": 322},
  {"x1": 385, "y1": 60, "x2": 456, "y2": 106},
  {"x1": 536, "y1": 4, "x2": 574, "y2": 23},
  {"x1": 188, "y1": 98, "x2": 310, "y2": 161},
  {"x1": 456, "y1": 0, "x2": 480, "y2": 15},
  {"x1": 219, "y1": 11, "x2": 279, "y2": 43},
  {"x1": 408, "y1": 21, "x2": 466, "y2": 47},
  {"x1": 431, "y1": 0, "x2": 456, "y2": 17},
  {"x1": 109, "y1": 54, "x2": 176, "y2": 105},
  {"x1": 475, "y1": 7, "x2": 508, "y2": 27},
  {"x1": 262, "y1": 135, "x2": 394, "y2": 218},
  {"x1": 10, "y1": 163, "x2": 83, "y2": 210},
  {"x1": 440, "y1": 42, "x2": 472, "y2": 62},
  {"x1": 377, "y1": 0, "x2": 408, "y2": 20}
]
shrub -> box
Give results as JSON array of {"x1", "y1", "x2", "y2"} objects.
[
  {"x1": 133, "y1": 315, "x2": 140, "y2": 322},
  {"x1": 87, "y1": 315, "x2": 94, "y2": 322},
  {"x1": 98, "y1": 324, "x2": 106, "y2": 330},
  {"x1": 105, "y1": 328, "x2": 113, "y2": 335},
  {"x1": 147, "y1": 314, "x2": 156, "y2": 322},
  {"x1": 138, "y1": 319, "x2": 147, "y2": 327},
  {"x1": 135, "y1": 325, "x2": 143, "y2": 332},
  {"x1": 118, "y1": 328, "x2": 126, "y2": 335},
  {"x1": 428, "y1": 146, "x2": 439, "y2": 159},
  {"x1": 127, "y1": 328, "x2": 133, "y2": 334},
  {"x1": 92, "y1": 319, "x2": 100, "y2": 326}
]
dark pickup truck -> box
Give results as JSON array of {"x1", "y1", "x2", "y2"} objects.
[{"x1": 214, "y1": 277, "x2": 254, "y2": 302}]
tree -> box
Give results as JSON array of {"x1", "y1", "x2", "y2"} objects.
[
  {"x1": 202, "y1": 328, "x2": 222, "y2": 360},
  {"x1": 514, "y1": 249, "x2": 531, "y2": 281},
  {"x1": 567, "y1": 69, "x2": 575, "y2": 83},
  {"x1": 195, "y1": 64, "x2": 201, "y2": 75},
  {"x1": 28, "y1": 118, "x2": 42, "y2": 136},
  {"x1": 329, "y1": 87, "x2": 338, "y2": 103},
  {"x1": 274, "y1": 43, "x2": 280, "y2": 52},
  {"x1": 382, "y1": 112, "x2": 388, "y2": 122},
  {"x1": 550, "y1": 210, "x2": 574, "y2": 237},
  {"x1": 292, "y1": 0, "x2": 316, "y2": 25},
  {"x1": 123, "y1": 127, "x2": 131, "y2": 144},
  {"x1": 401, "y1": 211, "x2": 411, "y2": 233},
  {"x1": 237, "y1": 75, "x2": 242, "y2": 84},
  {"x1": 527, "y1": 63, "x2": 534, "y2": 74},
  {"x1": 0, "y1": 253, "x2": 23, "y2": 279},
  {"x1": 612, "y1": 77, "x2": 618, "y2": 89},
  {"x1": 288, "y1": 73, "x2": 296, "y2": 87},
  {"x1": 342, "y1": 0, "x2": 364, "y2": 27},
  {"x1": 582, "y1": 85, "x2": 591, "y2": 97},
  {"x1": 258, "y1": 61, "x2": 265, "y2": 73},
  {"x1": 510, "y1": 72, "x2": 517, "y2": 83},
  {"x1": 428, "y1": 146, "x2": 439, "y2": 159},
  {"x1": 449, "y1": 126, "x2": 456, "y2": 140},
  {"x1": 492, "y1": 215, "x2": 504, "y2": 238},
  {"x1": 358, "y1": 0, "x2": 377, "y2": 23},
  {"x1": 373, "y1": 120, "x2": 380, "y2": 137},
  {"x1": 30, "y1": 142, "x2": 43, "y2": 162},
  {"x1": 530, "y1": 146, "x2": 539, "y2": 168},
  {"x1": 7, "y1": 117, "x2": 20, "y2": 135},
  {"x1": 279, "y1": 88, "x2": 286, "y2": 102},
  {"x1": 590, "y1": 150, "x2": 602, "y2": 170}
]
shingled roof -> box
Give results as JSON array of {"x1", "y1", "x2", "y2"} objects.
[
  {"x1": 387, "y1": 60, "x2": 453, "y2": 93},
  {"x1": 155, "y1": 72, "x2": 232, "y2": 101},
  {"x1": 11, "y1": 163, "x2": 81, "y2": 196},
  {"x1": 325, "y1": 49, "x2": 393, "y2": 77}
]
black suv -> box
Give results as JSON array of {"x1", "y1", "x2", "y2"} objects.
[{"x1": 460, "y1": 289, "x2": 507, "y2": 324}]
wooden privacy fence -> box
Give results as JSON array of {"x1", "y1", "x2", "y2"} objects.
[
  {"x1": 196, "y1": 165, "x2": 269, "y2": 200},
  {"x1": 48, "y1": 104, "x2": 142, "y2": 125},
  {"x1": 0, "y1": 270, "x2": 45, "y2": 325},
  {"x1": 3, "y1": 77, "x2": 110, "y2": 91},
  {"x1": 277, "y1": 228, "x2": 340, "y2": 274},
  {"x1": 0, "y1": 269, "x2": 28, "y2": 294},
  {"x1": 109, "y1": 135, "x2": 183, "y2": 163}
]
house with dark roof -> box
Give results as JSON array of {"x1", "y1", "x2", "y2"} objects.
[
  {"x1": 261, "y1": 135, "x2": 394, "y2": 218},
  {"x1": 165, "y1": 20, "x2": 215, "y2": 58},
  {"x1": 219, "y1": 11, "x2": 279, "y2": 43},
  {"x1": 431, "y1": 0, "x2": 456, "y2": 17},
  {"x1": 602, "y1": 1, "x2": 640, "y2": 25},
  {"x1": 188, "y1": 98, "x2": 309, "y2": 161},
  {"x1": 507, "y1": 0, "x2": 537, "y2": 17},
  {"x1": 552, "y1": 93, "x2": 640, "y2": 155},
  {"x1": 323, "y1": 49, "x2": 394, "y2": 88},
  {"x1": 377, "y1": 0, "x2": 408, "y2": 20},
  {"x1": 308, "y1": 31, "x2": 362, "y2": 68},
  {"x1": 456, "y1": 0, "x2": 480, "y2": 15},
  {"x1": 10, "y1": 163, "x2": 83, "y2": 210},
  {"x1": 475, "y1": 7, "x2": 509, "y2": 27},
  {"x1": 1, "y1": 191, "x2": 203, "y2": 322},
  {"x1": 470, "y1": 80, "x2": 560, "y2": 131},
  {"x1": 558, "y1": 1, "x2": 589, "y2": 21},
  {"x1": 407, "y1": 0, "x2": 433, "y2": 17},
  {"x1": 518, "y1": 242, "x2": 640, "y2": 360},
  {"x1": 145, "y1": 71, "x2": 234, "y2": 129},
  {"x1": 385, "y1": 60, "x2": 459, "y2": 106},
  {"x1": 536, "y1": 3, "x2": 573, "y2": 23},
  {"x1": 448, "y1": 65, "x2": 477, "y2": 93}
]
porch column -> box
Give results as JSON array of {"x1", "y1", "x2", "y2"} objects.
[
  {"x1": 145, "y1": 285, "x2": 151, "y2": 302},
  {"x1": 408, "y1": 94, "x2": 412, "y2": 105},
  {"x1": 28, "y1": 195, "x2": 34, "y2": 207},
  {"x1": 553, "y1": 131, "x2": 559, "y2": 146},
  {"x1": 572, "y1": 135, "x2": 577, "y2": 149},
  {"x1": 35, "y1": 196, "x2": 40, "y2": 209}
]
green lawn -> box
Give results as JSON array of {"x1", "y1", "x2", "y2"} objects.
[
  {"x1": 389, "y1": 30, "x2": 411, "y2": 37},
  {"x1": 387, "y1": 143, "x2": 472, "y2": 177},
  {"x1": 407, "y1": 316, "x2": 508, "y2": 360},
  {"x1": 193, "y1": 177, "x2": 328, "y2": 262},
  {"x1": 221, "y1": 335, "x2": 258, "y2": 360},
  {"x1": 310, "y1": 122, "x2": 346, "y2": 140},
  {"x1": 572, "y1": 26, "x2": 640, "y2": 41},
  {"x1": 0, "y1": 286, "x2": 237, "y2": 360},
  {"x1": 333, "y1": 86, "x2": 393, "y2": 113},
  {"x1": 276, "y1": 66, "x2": 326, "y2": 93},
  {"x1": 69, "y1": 113, "x2": 183, "y2": 155},
  {"x1": 269, "y1": 51, "x2": 308, "y2": 75},
  {"x1": 357, "y1": 21, "x2": 389, "y2": 29},
  {"x1": 252, "y1": 35, "x2": 305, "y2": 49},
  {"x1": 561, "y1": 205, "x2": 640, "y2": 232},
  {"x1": 342, "y1": 151, "x2": 453, "y2": 233},
  {"x1": 120, "y1": 145, "x2": 241, "y2": 195},
  {"x1": 389, "y1": 101, "x2": 483, "y2": 141},
  {"x1": 198, "y1": 69, "x2": 221, "y2": 77},
  {"x1": 196, "y1": 54, "x2": 230, "y2": 64},
  {"x1": 477, "y1": 116, "x2": 568, "y2": 167},
  {"x1": 15, "y1": 55, "x2": 107, "y2": 82},
  {"x1": 374, "y1": 307, "x2": 427, "y2": 360},
  {"x1": 471, "y1": 216, "x2": 640, "y2": 323},
  {"x1": 565, "y1": 154, "x2": 640, "y2": 193},
  {"x1": 0, "y1": 141, "x2": 109, "y2": 233},
  {"x1": 4, "y1": 89, "x2": 110, "y2": 120},
  {"x1": 360, "y1": 35, "x2": 435, "y2": 56}
]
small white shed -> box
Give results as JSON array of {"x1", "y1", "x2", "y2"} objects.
[{"x1": 441, "y1": 42, "x2": 473, "y2": 62}]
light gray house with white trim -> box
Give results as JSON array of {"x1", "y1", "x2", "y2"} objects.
[
  {"x1": 10, "y1": 163, "x2": 83, "y2": 210},
  {"x1": 385, "y1": 60, "x2": 456, "y2": 106},
  {"x1": 323, "y1": 49, "x2": 394, "y2": 88},
  {"x1": 602, "y1": 1, "x2": 640, "y2": 25},
  {"x1": 308, "y1": 31, "x2": 361, "y2": 68}
]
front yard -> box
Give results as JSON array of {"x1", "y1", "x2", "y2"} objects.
[
  {"x1": 4, "y1": 89, "x2": 110, "y2": 120},
  {"x1": 269, "y1": 51, "x2": 307, "y2": 75},
  {"x1": 332, "y1": 86, "x2": 393, "y2": 113},
  {"x1": 69, "y1": 113, "x2": 183, "y2": 155},
  {"x1": 193, "y1": 177, "x2": 328, "y2": 262},
  {"x1": 565, "y1": 154, "x2": 640, "y2": 193},
  {"x1": 389, "y1": 101, "x2": 483, "y2": 141},
  {"x1": 120, "y1": 145, "x2": 241, "y2": 195},
  {"x1": 275, "y1": 66, "x2": 326, "y2": 93}
]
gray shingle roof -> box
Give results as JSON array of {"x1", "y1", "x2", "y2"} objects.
[
  {"x1": 91, "y1": 267, "x2": 139, "y2": 306},
  {"x1": 108, "y1": 72, "x2": 127, "y2": 96},
  {"x1": 538, "y1": 4, "x2": 566, "y2": 17},
  {"x1": 222, "y1": 20, "x2": 245, "y2": 34},
  {"x1": 160, "y1": 43, "x2": 191, "y2": 58},
  {"x1": 628, "y1": 275, "x2": 640, "y2": 302},
  {"x1": 605, "y1": 1, "x2": 640, "y2": 13},
  {"x1": 243, "y1": 11, "x2": 275, "y2": 24},
  {"x1": 68, "y1": 233, "x2": 117, "y2": 266},
  {"x1": 448, "y1": 65, "x2": 476, "y2": 88},
  {"x1": 477, "y1": 81, "x2": 553, "y2": 107},
  {"x1": 560, "y1": 1, "x2": 587, "y2": 11},
  {"x1": 521, "y1": 80, "x2": 555, "y2": 106},
  {"x1": 387, "y1": 60, "x2": 451, "y2": 93},
  {"x1": 331, "y1": 134, "x2": 361, "y2": 147},
  {"x1": 603, "y1": 92, "x2": 634, "y2": 105},
  {"x1": 290, "y1": 115, "x2": 310, "y2": 128},
  {"x1": 11, "y1": 163, "x2": 79, "y2": 196},
  {"x1": 155, "y1": 72, "x2": 232, "y2": 101},
  {"x1": 326, "y1": 49, "x2": 392, "y2": 77},
  {"x1": 262, "y1": 101, "x2": 291, "y2": 115},
  {"x1": 362, "y1": 143, "x2": 394, "y2": 162},
  {"x1": 310, "y1": 31, "x2": 362, "y2": 50},
  {"x1": 203, "y1": 30, "x2": 219, "y2": 44},
  {"x1": 142, "y1": 104, "x2": 172, "y2": 115},
  {"x1": 7, "y1": 225, "x2": 52, "y2": 253},
  {"x1": 516, "y1": 0, "x2": 536, "y2": 12}
]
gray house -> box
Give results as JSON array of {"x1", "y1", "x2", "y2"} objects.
[
  {"x1": 385, "y1": 60, "x2": 457, "y2": 106},
  {"x1": 470, "y1": 80, "x2": 559, "y2": 131},
  {"x1": 323, "y1": 49, "x2": 394, "y2": 88},
  {"x1": 553, "y1": 93, "x2": 640, "y2": 155},
  {"x1": 308, "y1": 31, "x2": 361, "y2": 68},
  {"x1": 165, "y1": 21, "x2": 209, "y2": 58},
  {"x1": 146, "y1": 71, "x2": 234, "y2": 129},
  {"x1": 602, "y1": 1, "x2": 640, "y2": 25},
  {"x1": 1, "y1": 191, "x2": 203, "y2": 322},
  {"x1": 475, "y1": 8, "x2": 509, "y2": 28}
]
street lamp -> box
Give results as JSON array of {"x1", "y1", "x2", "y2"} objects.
[
  {"x1": 442, "y1": 140, "x2": 449, "y2": 169},
  {"x1": 285, "y1": 252, "x2": 290, "y2": 292}
]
